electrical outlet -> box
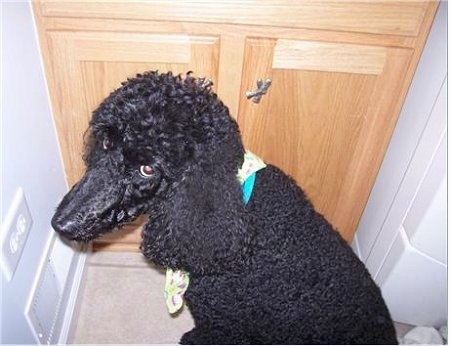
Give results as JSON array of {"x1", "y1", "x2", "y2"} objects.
[{"x1": 1, "y1": 188, "x2": 33, "y2": 281}]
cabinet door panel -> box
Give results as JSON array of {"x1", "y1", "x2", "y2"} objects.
[
  {"x1": 239, "y1": 38, "x2": 412, "y2": 241},
  {"x1": 46, "y1": 31, "x2": 219, "y2": 185},
  {"x1": 80, "y1": 62, "x2": 188, "y2": 118}
]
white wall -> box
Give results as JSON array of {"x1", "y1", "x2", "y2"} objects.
[
  {"x1": 353, "y1": 2, "x2": 447, "y2": 327},
  {"x1": 1, "y1": 2, "x2": 86, "y2": 343}
]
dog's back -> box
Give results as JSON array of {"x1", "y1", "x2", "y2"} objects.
[{"x1": 184, "y1": 165, "x2": 397, "y2": 344}]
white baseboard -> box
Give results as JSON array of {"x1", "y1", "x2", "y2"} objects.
[{"x1": 57, "y1": 244, "x2": 89, "y2": 344}]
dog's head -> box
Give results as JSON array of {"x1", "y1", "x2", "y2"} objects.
[{"x1": 52, "y1": 71, "x2": 249, "y2": 273}]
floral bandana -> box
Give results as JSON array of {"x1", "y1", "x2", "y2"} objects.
[
  {"x1": 164, "y1": 151, "x2": 266, "y2": 314},
  {"x1": 164, "y1": 268, "x2": 190, "y2": 314}
]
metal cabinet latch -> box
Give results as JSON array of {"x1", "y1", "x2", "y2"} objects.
[{"x1": 246, "y1": 79, "x2": 272, "y2": 103}]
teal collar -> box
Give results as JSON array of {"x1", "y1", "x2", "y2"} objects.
[
  {"x1": 237, "y1": 151, "x2": 267, "y2": 204},
  {"x1": 242, "y1": 172, "x2": 257, "y2": 204}
]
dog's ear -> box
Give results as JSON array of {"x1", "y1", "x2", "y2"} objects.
[
  {"x1": 139, "y1": 75, "x2": 251, "y2": 275},
  {"x1": 141, "y1": 151, "x2": 251, "y2": 276}
]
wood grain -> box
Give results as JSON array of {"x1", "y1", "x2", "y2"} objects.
[
  {"x1": 238, "y1": 35, "x2": 421, "y2": 240},
  {"x1": 39, "y1": 0, "x2": 429, "y2": 36},
  {"x1": 330, "y1": 47, "x2": 414, "y2": 239},
  {"x1": 273, "y1": 40, "x2": 387, "y2": 75}
]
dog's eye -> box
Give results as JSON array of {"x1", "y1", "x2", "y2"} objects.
[
  {"x1": 102, "y1": 138, "x2": 113, "y2": 150},
  {"x1": 139, "y1": 165, "x2": 153, "y2": 177}
]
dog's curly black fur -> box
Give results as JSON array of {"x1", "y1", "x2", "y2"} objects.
[{"x1": 52, "y1": 71, "x2": 397, "y2": 344}]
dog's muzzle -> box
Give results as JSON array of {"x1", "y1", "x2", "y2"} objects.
[{"x1": 51, "y1": 167, "x2": 128, "y2": 241}]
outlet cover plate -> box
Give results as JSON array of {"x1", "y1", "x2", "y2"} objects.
[{"x1": 1, "y1": 188, "x2": 33, "y2": 281}]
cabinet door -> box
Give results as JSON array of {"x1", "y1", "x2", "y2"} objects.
[
  {"x1": 45, "y1": 31, "x2": 219, "y2": 185},
  {"x1": 238, "y1": 38, "x2": 413, "y2": 241}
]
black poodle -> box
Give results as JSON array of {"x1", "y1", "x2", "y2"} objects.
[{"x1": 52, "y1": 71, "x2": 397, "y2": 344}]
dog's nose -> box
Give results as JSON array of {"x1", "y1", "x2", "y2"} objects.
[{"x1": 51, "y1": 214, "x2": 79, "y2": 240}]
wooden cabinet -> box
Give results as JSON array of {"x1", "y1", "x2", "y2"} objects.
[{"x1": 33, "y1": 0, "x2": 438, "y2": 250}]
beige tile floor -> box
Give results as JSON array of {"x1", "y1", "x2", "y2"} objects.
[
  {"x1": 71, "y1": 251, "x2": 194, "y2": 344},
  {"x1": 71, "y1": 251, "x2": 412, "y2": 344}
]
